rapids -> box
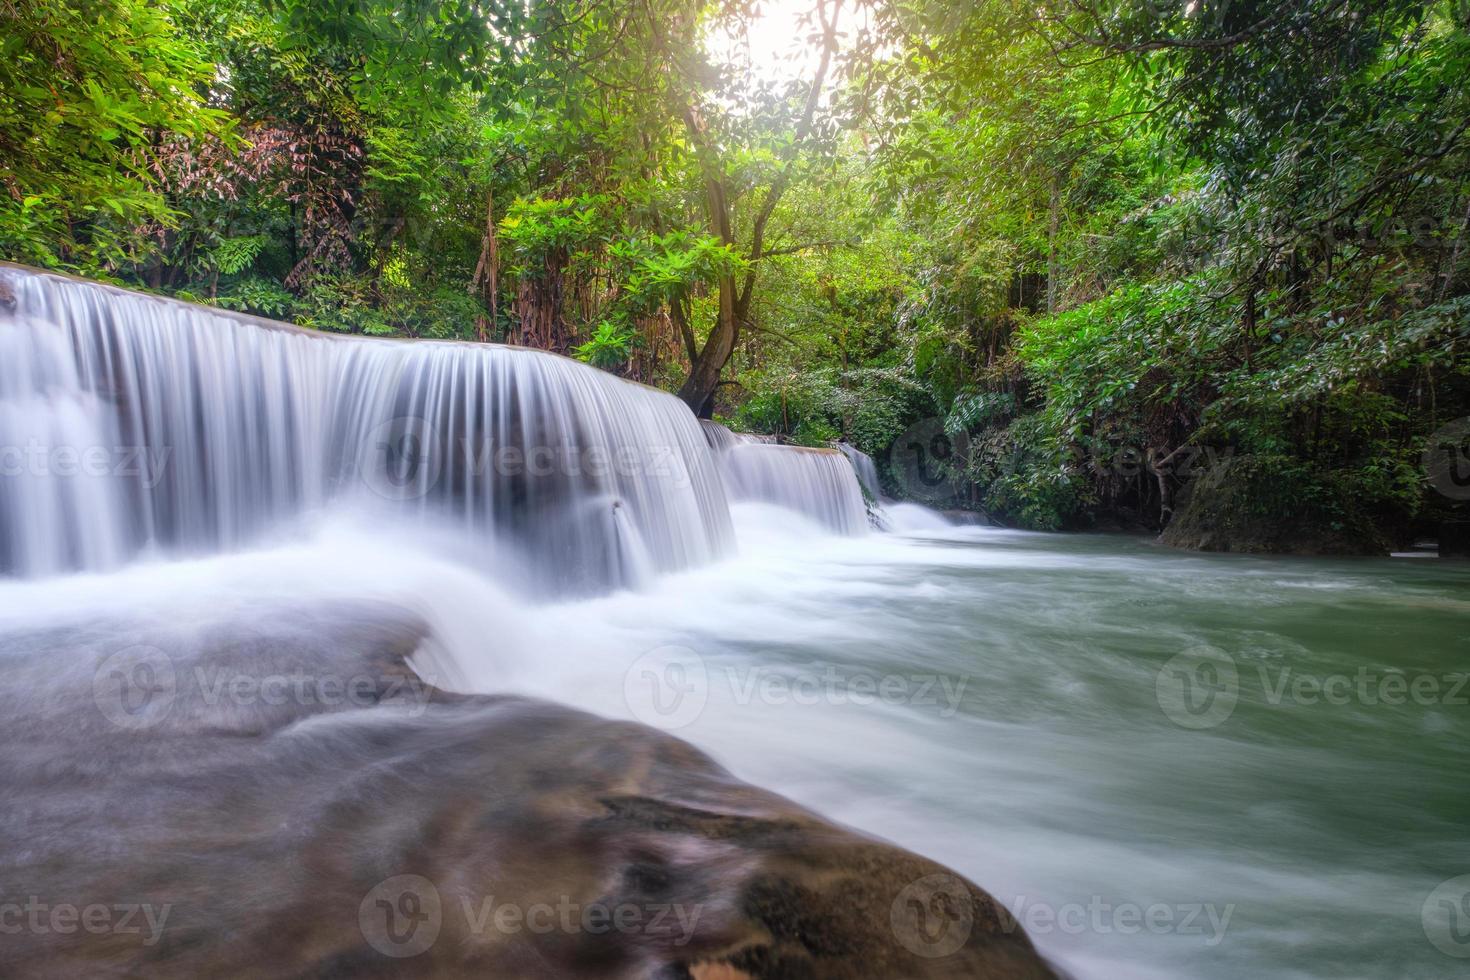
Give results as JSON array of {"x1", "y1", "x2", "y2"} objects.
[{"x1": 2, "y1": 511, "x2": 1465, "y2": 978}]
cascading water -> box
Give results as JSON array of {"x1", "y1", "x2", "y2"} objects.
[
  {"x1": 0, "y1": 264, "x2": 733, "y2": 592},
  {"x1": 837, "y1": 440, "x2": 955, "y2": 532},
  {"x1": 698, "y1": 418, "x2": 744, "y2": 453},
  {"x1": 837, "y1": 441, "x2": 883, "y2": 502},
  {"x1": 0, "y1": 312, "x2": 131, "y2": 575},
  {"x1": 701, "y1": 421, "x2": 869, "y2": 535},
  {"x1": 724, "y1": 444, "x2": 869, "y2": 535}
]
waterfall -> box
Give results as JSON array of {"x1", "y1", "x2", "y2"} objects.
[
  {"x1": 837, "y1": 441, "x2": 956, "y2": 532},
  {"x1": 0, "y1": 264, "x2": 733, "y2": 592},
  {"x1": 700, "y1": 422, "x2": 868, "y2": 535},
  {"x1": 699, "y1": 419, "x2": 774, "y2": 450},
  {"x1": 837, "y1": 442, "x2": 883, "y2": 502},
  {"x1": 699, "y1": 418, "x2": 742, "y2": 453},
  {"x1": 0, "y1": 314, "x2": 131, "y2": 575},
  {"x1": 722, "y1": 444, "x2": 869, "y2": 535}
]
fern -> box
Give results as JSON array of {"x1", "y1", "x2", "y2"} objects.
[{"x1": 210, "y1": 235, "x2": 268, "y2": 276}]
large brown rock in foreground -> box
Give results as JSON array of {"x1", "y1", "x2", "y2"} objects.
[{"x1": 0, "y1": 604, "x2": 1059, "y2": 979}]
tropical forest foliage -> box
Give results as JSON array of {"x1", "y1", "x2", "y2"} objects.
[{"x1": 3, "y1": 0, "x2": 1468, "y2": 549}]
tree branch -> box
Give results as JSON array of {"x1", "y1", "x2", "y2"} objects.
[{"x1": 738, "y1": 0, "x2": 843, "y2": 315}]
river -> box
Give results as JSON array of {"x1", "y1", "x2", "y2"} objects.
[{"x1": 3, "y1": 506, "x2": 1464, "y2": 978}]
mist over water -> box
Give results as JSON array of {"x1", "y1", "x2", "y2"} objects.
[{"x1": 3, "y1": 266, "x2": 1468, "y2": 979}]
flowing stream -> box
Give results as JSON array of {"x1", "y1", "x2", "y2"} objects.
[{"x1": 2, "y1": 265, "x2": 1467, "y2": 979}]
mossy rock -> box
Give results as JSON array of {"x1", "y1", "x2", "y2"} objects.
[{"x1": 1160, "y1": 453, "x2": 1390, "y2": 556}]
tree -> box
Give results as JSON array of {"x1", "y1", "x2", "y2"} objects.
[{"x1": 0, "y1": 0, "x2": 228, "y2": 270}]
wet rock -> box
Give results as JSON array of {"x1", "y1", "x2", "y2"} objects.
[
  {"x1": 0, "y1": 603, "x2": 1059, "y2": 979},
  {"x1": 1160, "y1": 454, "x2": 1389, "y2": 556}
]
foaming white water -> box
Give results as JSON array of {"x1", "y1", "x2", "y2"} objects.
[
  {"x1": 417, "y1": 518, "x2": 1468, "y2": 980},
  {"x1": 3, "y1": 505, "x2": 1466, "y2": 980},
  {"x1": 0, "y1": 320, "x2": 130, "y2": 575},
  {"x1": 722, "y1": 444, "x2": 868, "y2": 535},
  {"x1": 0, "y1": 265, "x2": 731, "y2": 592},
  {"x1": 8, "y1": 266, "x2": 1461, "y2": 980},
  {"x1": 1, "y1": 265, "x2": 932, "y2": 591},
  {"x1": 883, "y1": 501, "x2": 954, "y2": 532}
]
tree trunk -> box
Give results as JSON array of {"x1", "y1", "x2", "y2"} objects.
[
  {"x1": 513, "y1": 254, "x2": 569, "y2": 352},
  {"x1": 469, "y1": 185, "x2": 500, "y2": 342},
  {"x1": 673, "y1": 0, "x2": 840, "y2": 416},
  {"x1": 668, "y1": 292, "x2": 698, "y2": 366},
  {"x1": 677, "y1": 270, "x2": 737, "y2": 417},
  {"x1": 675, "y1": 103, "x2": 740, "y2": 416}
]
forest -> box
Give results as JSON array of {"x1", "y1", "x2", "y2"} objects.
[{"x1": 5, "y1": 0, "x2": 1469, "y2": 552}]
